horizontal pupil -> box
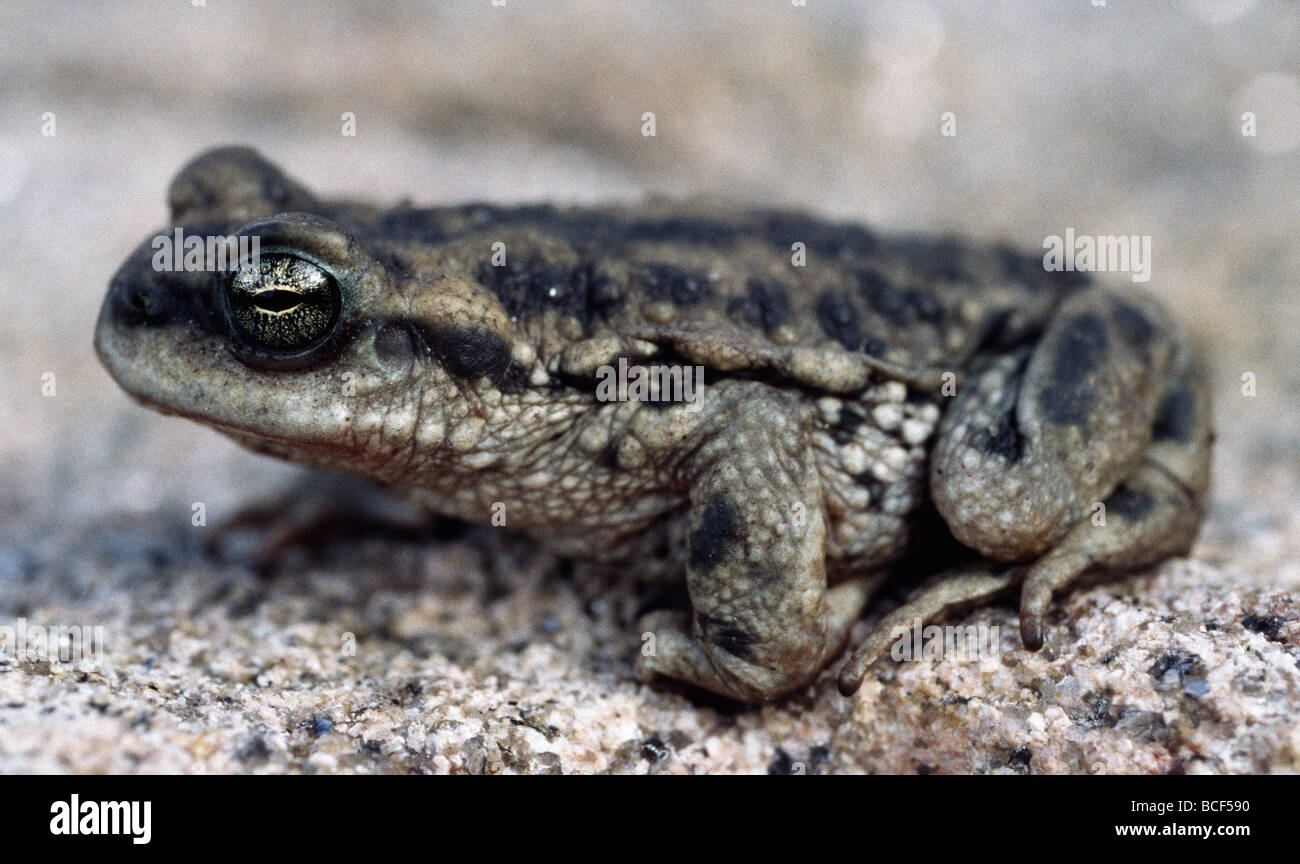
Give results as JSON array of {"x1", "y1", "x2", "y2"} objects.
[{"x1": 253, "y1": 288, "x2": 306, "y2": 313}]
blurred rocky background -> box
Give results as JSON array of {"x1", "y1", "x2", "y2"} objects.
[{"x1": 1, "y1": 0, "x2": 1297, "y2": 773}]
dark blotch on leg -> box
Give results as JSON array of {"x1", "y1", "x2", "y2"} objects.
[
  {"x1": 1037, "y1": 312, "x2": 1109, "y2": 425},
  {"x1": 1053, "y1": 312, "x2": 1109, "y2": 376},
  {"x1": 689, "y1": 495, "x2": 741, "y2": 572},
  {"x1": 1152, "y1": 381, "x2": 1196, "y2": 443},
  {"x1": 697, "y1": 613, "x2": 756, "y2": 661},
  {"x1": 974, "y1": 412, "x2": 1024, "y2": 462},
  {"x1": 1110, "y1": 300, "x2": 1156, "y2": 346},
  {"x1": 1105, "y1": 485, "x2": 1154, "y2": 521},
  {"x1": 863, "y1": 337, "x2": 888, "y2": 357}
]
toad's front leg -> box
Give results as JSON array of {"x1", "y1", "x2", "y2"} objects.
[{"x1": 635, "y1": 382, "x2": 873, "y2": 702}]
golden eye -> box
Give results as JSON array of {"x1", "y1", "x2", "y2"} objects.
[{"x1": 227, "y1": 253, "x2": 341, "y2": 353}]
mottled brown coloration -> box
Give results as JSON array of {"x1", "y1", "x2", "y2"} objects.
[{"x1": 94, "y1": 148, "x2": 1212, "y2": 702}]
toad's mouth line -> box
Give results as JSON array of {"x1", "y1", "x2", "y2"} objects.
[{"x1": 110, "y1": 370, "x2": 339, "y2": 455}]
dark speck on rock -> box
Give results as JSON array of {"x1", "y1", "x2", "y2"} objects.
[
  {"x1": 1072, "y1": 690, "x2": 1115, "y2": 728},
  {"x1": 535, "y1": 752, "x2": 563, "y2": 774},
  {"x1": 768, "y1": 747, "x2": 796, "y2": 775},
  {"x1": 642, "y1": 735, "x2": 670, "y2": 763},
  {"x1": 1148, "y1": 648, "x2": 1208, "y2": 696},
  {"x1": 1008, "y1": 746, "x2": 1032, "y2": 772},
  {"x1": 236, "y1": 735, "x2": 271, "y2": 764},
  {"x1": 305, "y1": 716, "x2": 333, "y2": 737},
  {"x1": 1242, "y1": 614, "x2": 1285, "y2": 640}
]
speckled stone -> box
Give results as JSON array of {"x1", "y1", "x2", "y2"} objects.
[{"x1": 1, "y1": 515, "x2": 1296, "y2": 774}]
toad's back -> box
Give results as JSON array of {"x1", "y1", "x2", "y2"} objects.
[{"x1": 328, "y1": 196, "x2": 1090, "y2": 392}]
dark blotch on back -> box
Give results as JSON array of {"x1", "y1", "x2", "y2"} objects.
[
  {"x1": 477, "y1": 255, "x2": 618, "y2": 330},
  {"x1": 374, "y1": 208, "x2": 450, "y2": 243},
  {"x1": 636, "y1": 263, "x2": 714, "y2": 306},
  {"x1": 1037, "y1": 312, "x2": 1109, "y2": 425},
  {"x1": 854, "y1": 269, "x2": 944, "y2": 328},
  {"x1": 995, "y1": 243, "x2": 1091, "y2": 293},
  {"x1": 726, "y1": 277, "x2": 792, "y2": 335},
  {"x1": 901, "y1": 236, "x2": 971, "y2": 283},
  {"x1": 816, "y1": 290, "x2": 862, "y2": 350},
  {"x1": 689, "y1": 495, "x2": 741, "y2": 572},
  {"x1": 442, "y1": 205, "x2": 879, "y2": 264},
  {"x1": 760, "y1": 211, "x2": 878, "y2": 260},
  {"x1": 621, "y1": 216, "x2": 742, "y2": 246},
  {"x1": 457, "y1": 207, "x2": 743, "y2": 250},
  {"x1": 412, "y1": 322, "x2": 528, "y2": 393}
]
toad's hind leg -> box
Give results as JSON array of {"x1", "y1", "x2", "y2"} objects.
[
  {"x1": 1018, "y1": 343, "x2": 1212, "y2": 647},
  {"x1": 635, "y1": 382, "x2": 879, "y2": 703},
  {"x1": 930, "y1": 287, "x2": 1212, "y2": 651},
  {"x1": 837, "y1": 566, "x2": 1019, "y2": 696}
]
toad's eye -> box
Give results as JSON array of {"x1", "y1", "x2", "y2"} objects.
[{"x1": 226, "y1": 253, "x2": 341, "y2": 353}]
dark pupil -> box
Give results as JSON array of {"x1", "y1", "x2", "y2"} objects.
[
  {"x1": 227, "y1": 254, "x2": 340, "y2": 353},
  {"x1": 253, "y1": 289, "x2": 304, "y2": 314}
]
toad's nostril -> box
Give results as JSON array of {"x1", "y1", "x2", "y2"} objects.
[
  {"x1": 126, "y1": 285, "x2": 151, "y2": 310},
  {"x1": 110, "y1": 276, "x2": 170, "y2": 326}
]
